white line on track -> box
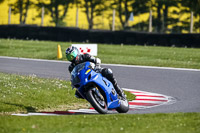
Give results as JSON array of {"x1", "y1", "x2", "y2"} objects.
[
  {"x1": 0, "y1": 56, "x2": 199, "y2": 72},
  {"x1": 68, "y1": 109, "x2": 97, "y2": 113},
  {"x1": 135, "y1": 96, "x2": 167, "y2": 100},
  {"x1": 130, "y1": 100, "x2": 165, "y2": 103}
]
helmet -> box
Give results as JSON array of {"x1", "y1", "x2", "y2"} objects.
[{"x1": 65, "y1": 46, "x2": 79, "y2": 61}]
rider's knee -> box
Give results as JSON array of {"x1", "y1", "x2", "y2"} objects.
[{"x1": 101, "y1": 68, "x2": 113, "y2": 79}]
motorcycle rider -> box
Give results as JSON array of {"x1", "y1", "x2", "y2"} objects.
[{"x1": 65, "y1": 46, "x2": 125, "y2": 99}]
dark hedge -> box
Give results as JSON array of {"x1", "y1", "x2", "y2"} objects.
[{"x1": 0, "y1": 25, "x2": 199, "y2": 48}]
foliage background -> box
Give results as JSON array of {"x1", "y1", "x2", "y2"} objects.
[{"x1": 0, "y1": 0, "x2": 199, "y2": 33}]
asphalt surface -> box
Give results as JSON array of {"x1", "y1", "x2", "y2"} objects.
[{"x1": 0, "y1": 56, "x2": 200, "y2": 114}]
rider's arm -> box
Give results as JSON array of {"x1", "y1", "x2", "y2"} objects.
[
  {"x1": 68, "y1": 63, "x2": 75, "y2": 73},
  {"x1": 83, "y1": 53, "x2": 101, "y2": 65}
]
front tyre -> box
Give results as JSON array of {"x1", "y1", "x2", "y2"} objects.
[
  {"x1": 116, "y1": 98, "x2": 129, "y2": 113},
  {"x1": 86, "y1": 88, "x2": 108, "y2": 114}
]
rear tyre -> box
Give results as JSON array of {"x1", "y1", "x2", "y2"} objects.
[
  {"x1": 116, "y1": 98, "x2": 129, "y2": 113},
  {"x1": 86, "y1": 88, "x2": 108, "y2": 114}
]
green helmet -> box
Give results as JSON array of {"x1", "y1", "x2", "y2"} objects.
[{"x1": 65, "y1": 46, "x2": 79, "y2": 61}]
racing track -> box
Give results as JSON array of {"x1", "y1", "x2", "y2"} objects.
[{"x1": 0, "y1": 56, "x2": 200, "y2": 114}]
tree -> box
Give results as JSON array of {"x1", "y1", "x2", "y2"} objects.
[
  {"x1": 111, "y1": 0, "x2": 134, "y2": 29},
  {"x1": 151, "y1": 0, "x2": 181, "y2": 33},
  {"x1": 11, "y1": 0, "x2": 32, "y2": 24},
  {"x1": 37, "y1": 0, "x2": 74, "y2": 27},
  {"x1": 0, "y1": 0, "x2": 4, "y2": 4},
  {"x1": 131, "y1": 0, "x2": 151, "y2": 31},
  {"x1": 111, "y1": 0, "x2": 150, "y2": 30},
  {"x1": 80, "y1": 0, "x2": 106, "y2": 29},
  {"x1": 180, "y1": 0, "x2": 200, "y2": 32}
]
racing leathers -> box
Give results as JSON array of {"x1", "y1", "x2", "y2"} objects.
[{"x1": 68, "y1": 53, "x2": 125, "y2": 98}]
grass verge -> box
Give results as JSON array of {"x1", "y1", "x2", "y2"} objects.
[
  {"x1": 0, "y1": 72, "x2": 87, "y2": 114},
  {"x1": 0, "y1": 113, "x2": 200, "y2": 133},
  {"x1": 0, "y1": 72, "x2": 135, "y2": 114},
  {"x1": 0, "y1": 39, "x2": 200, "y2": 69}
]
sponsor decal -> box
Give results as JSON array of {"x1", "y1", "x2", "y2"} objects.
[
  {"x1": 12, "y1": 88, "x2": 176, "y2": 116},
  {"x1": 85, "y1": 69, "x2": 91, "y2": 74}
]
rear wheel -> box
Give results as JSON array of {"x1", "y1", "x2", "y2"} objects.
[{"x1": 86, "y1": 88, "x2": 108, "y2": 114}]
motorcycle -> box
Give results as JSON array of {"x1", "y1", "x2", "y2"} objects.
[{"x1": 70, "y1": 61, "x2": 129, "y2": 114}]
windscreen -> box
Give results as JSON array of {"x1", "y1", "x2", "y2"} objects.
[{"x1": 71, "y1": 62, "x2": 86, "y2": 78}]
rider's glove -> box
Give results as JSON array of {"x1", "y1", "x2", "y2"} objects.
[{"x1": 96, "y1": 58, "x2": 101, "y2": 69}]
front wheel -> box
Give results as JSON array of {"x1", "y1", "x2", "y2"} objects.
[
  {"x1": 116, "y1": 98, "x2": 129, "y2": 113},
  {"x1": 86, "y1": 88, "x2": 108, "y2": 114}
]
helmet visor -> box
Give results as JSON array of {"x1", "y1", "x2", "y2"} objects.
[{"x1": 66, "y1": 49, "x2": 78, "y2": 61}]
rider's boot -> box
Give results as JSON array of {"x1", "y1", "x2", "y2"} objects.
[
  {"x1": 114, "y1": 84, "x2": 126, "y2": 99},
  {"x1": 111, "y1": 78, "x2": 125, "y2": 98}
]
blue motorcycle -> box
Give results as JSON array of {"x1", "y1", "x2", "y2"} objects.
[{"x1": 70, "y1": 61, "x2": 129, "y2": 114}]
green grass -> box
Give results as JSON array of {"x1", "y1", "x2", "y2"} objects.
[
  {"x1": 0, "y1": 39, "x2": 199, "y2": 133},
  {"x1": 0, "y1": 39, "x2": 200, "y2": 69},
  {"x1": 0, "y1": 72, "x2": 88, "y2": 114},
  {"x1": 0, "y1": 72, "x2": 135, "y2": 114},
  {"x1": 0, "y1": 113, "x2": 199, "y2": 133},
  {"x1": 98, "y1": 44, "x2": 200, "y2": 69}
]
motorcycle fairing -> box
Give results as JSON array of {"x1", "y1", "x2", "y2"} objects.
[{"x1": 74, "y1": 62, "x2": 120, "y2": 110}]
